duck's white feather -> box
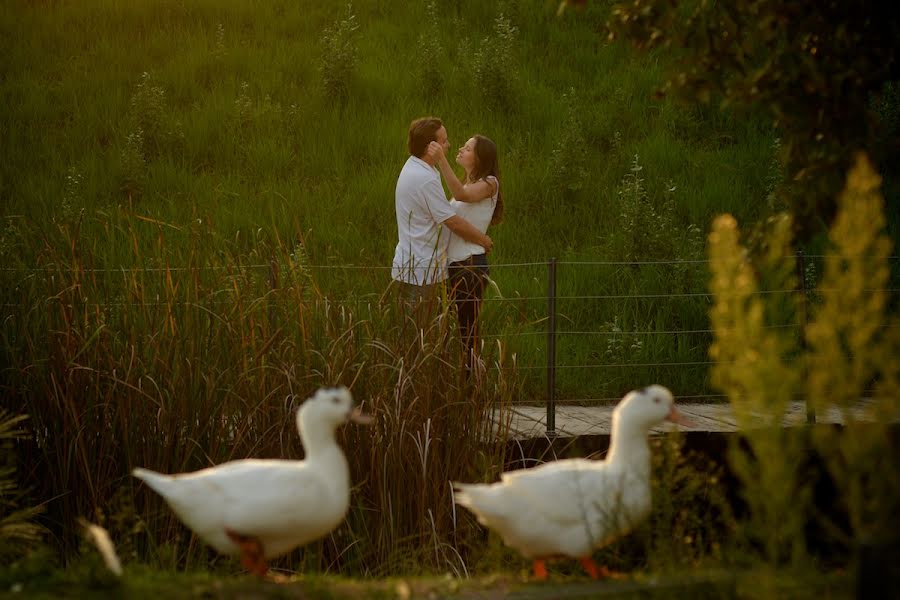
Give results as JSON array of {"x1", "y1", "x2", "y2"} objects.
[
  {"x1": 134, "y1": 459, "x2": 346, "y2": 557},
  {"x1": 456, "y1": 458, "x2": 650, "y2": 558},
  {"x1": 455, "y1": 385, "x2": 676, "y2": 560},
  {"x1": 133, "y1": 387, "x2": 365, "y2": 560}
]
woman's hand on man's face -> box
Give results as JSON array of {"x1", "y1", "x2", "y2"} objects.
[{"x1": 427, "y1": 141, "x2": 445, "y2": 163}]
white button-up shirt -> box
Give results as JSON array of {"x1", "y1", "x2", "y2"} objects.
[{"x1": 391, "y1": 156, "x2": 456, "y2": 285}]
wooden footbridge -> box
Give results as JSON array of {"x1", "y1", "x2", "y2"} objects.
[{"x1": 492, "y1": 398, "x2": 894, "y2": 440}]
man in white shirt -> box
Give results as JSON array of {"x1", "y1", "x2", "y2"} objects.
[{"x1": 391, "y1": 117, "x2": 492, "y2": 325}]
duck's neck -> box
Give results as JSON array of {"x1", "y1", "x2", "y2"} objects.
[
  {"x1": 301, "y1": 427, "x2": 349, "y2": 474},
  {"x1": 606, "y1": 425, "x2": 652, "y2": 478}
]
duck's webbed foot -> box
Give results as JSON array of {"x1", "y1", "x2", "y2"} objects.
[
  {"x1": 579, "y1": 557, "x2": 603, "y2": 579},
  {"x1": 225, "y1": 528, "x2": 268, "y2": 577},
  {"x1": 532, "y1": 558, "x2": 549, "y2": 580},
  {"x1": 580, "y1": 557, "x2": 621, "y2": 580}
]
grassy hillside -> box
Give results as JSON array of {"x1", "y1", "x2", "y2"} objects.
[{"x1": 0, "y1": 0, "x2": 777, "y2": 402}]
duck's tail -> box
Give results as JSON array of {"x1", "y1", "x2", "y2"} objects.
[
  {"x1": 451, "y1": 481, "x2": 479, "y2": 505},
  {"x1": 452, "y1": 482, "x2": 505, "y2": 522},
  {"x1": 132, "y1": 467, "x2": 173, "y2": 497}
]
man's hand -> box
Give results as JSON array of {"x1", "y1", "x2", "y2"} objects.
[{"x1": 443, "y1": 215, "x2": 493, "y2": 254}]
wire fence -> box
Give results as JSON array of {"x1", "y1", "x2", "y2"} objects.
[{"x1": 3, "y1": 253, "x2": 899, "y2": 436}]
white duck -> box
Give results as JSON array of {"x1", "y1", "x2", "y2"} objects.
[
  {"x1": 454, "y1": 385, "x2": 689, "y2": 580},
  {"x1": 133, "y1": 386, "x2": 372, "y2": 576}
]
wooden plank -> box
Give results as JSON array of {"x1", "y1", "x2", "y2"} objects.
[
  {"x1": 489, "y1": 399, "x2": 896, "y2": 441},
  {"x1": 490, "y1": 408, "x2": 545, "y2": 440},
  {"x1": 559, "y1": 406, "x2": 613, "y2": 427},
  {"x1": 556, "y1": 406, "x2": 613, "y2": 436},
  {"x1": 781, "y1": 402, "x2": 810, "y2": 426},
  {"x1": 671, "y1": 405, "x2": 740, "y2": 433},
  {"x1": 683, "y1": 404, "x2": 740, "y2": 430}
]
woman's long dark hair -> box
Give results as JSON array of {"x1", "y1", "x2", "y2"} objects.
[{"x1": 468, "y1": 134, "x2": 504, "y2": 225}]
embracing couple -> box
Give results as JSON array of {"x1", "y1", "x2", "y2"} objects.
[{"x1": 391, "y1": 116, "x2": 504, "y2": 367}]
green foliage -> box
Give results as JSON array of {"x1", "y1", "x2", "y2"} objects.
[
  {"x1": 871, "y1": 81, "x2": 900, "y2": 151},
  {"x1": 119, "y1": 128, "x2": 146, "y2": 200},
  {"x1": 599, "y1": 434, "x2": 737, "y2": 572},
  {"x1": 128, "y1": 72, "x2": 184, "y2": 160},
  {"x1": 764, "y1": 138, "x2": 785, "y2": 212},
  {"x1": 805, "y1": 154, "x2": 900, "y2": 543},
  {"x1": 707, "y1": 154, "x2": 900, "y2": 565},
  {"x1": 642, "y1": 435, "x2": 736, "y2": 570},
  {"x1": 870, "y1": 80, "x2": 900, "y2": 221},
  {"x1": 473, "y1": 12, "x2": 519, "y2": 110},
  {"x1": 119, "y1": 73, "x2": 184, "y2": 201},
  {"x1": 0, "y1": 556, "x2": 858, "y2": 599},
  {"x1": 605, "y1": 154, "x2": 703, "y2": 264},
  {"x1": 319, "y1": 3, "x2": 360, "y2": 102},
  {"x1": 599, "y1": 316, "x2": 643, "y2": 364},
  {"x1": 549, "y1": 88, "x2": 589, "y2": 196},
  {"x1": 708, "y1": 212, "x2": 810, "y2": 565},
  {"x1": 607, "y1": 0, "x2": 900, "y2": 239},
  {"x1": 0, "y1": 0, "x2": 775, "y2": 407},
  {"x1": 129, "y1": 73, "x2": 167, "y2": 156},
  {"x1": 212, "y1": 22, "x2": 227, "y2": 62},
  {"x1": 0, "y1": 219, "x2": 22, "y2": 260},
  {"x1": 233, "y1": 81, "x2": 254, "y2": 129},
  {"x1": 61, "y1": 165, "x2": 85, "y2": 222},
  {"x1": 414, "y1": 1, "x2": 444, "y2": 100}
]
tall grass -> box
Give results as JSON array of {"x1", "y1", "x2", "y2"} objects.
[
  {"x1": 0, "y1": 411, "x2": 46, "y2": 560},
  {"x1": 1, "y1": 214, "x2": 522, "y2": 572}
]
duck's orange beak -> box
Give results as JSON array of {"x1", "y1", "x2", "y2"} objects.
[
  {"x1": 666, "y1": 406, "x2": 694, "y2": 427},
  {"x1": 349, "y1": 407, "x2": 374, "y2": 425}
]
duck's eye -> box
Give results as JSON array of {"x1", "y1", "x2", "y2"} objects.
[
  {"x1": 331, "y1": 396, "x2": 341, "y2": 404},
  {"x1": 653, "y1": 397, "x2": 660, "y2": 404}
]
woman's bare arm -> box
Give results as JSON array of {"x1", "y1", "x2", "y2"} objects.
[{"x1": 429, "y1": 142, "x2": 497, "y2": 203}]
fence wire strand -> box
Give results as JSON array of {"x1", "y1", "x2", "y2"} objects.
[{"x1": 3, "y1": 256, "x2": 898, "y2": 425}]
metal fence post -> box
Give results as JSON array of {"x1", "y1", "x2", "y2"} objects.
[
  {"x1": 547, "y1": 257, "x2": 557, "y2": 437},
  {"x1": 796, "y1": 250, "x2": 816, "y2": 424}
]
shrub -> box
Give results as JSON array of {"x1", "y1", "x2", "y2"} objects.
[
  {"x1": 119, "y1": 72, "x2": 183, "y2": 199},
  {"x1": 319, "y1": 3, "x2": 360, "y2": 102},
  {"x1": 127, "y1": 72, "x2": 183, "y2": 160},
  {"x1": 549, "y1": 88, "x2": 589, "y2": 196},
  {"x1": 212, "y1": 22, "x2": 227, "y2": 61},
  {"x1": 708, "y1": 211, "x2": 810, "y2": 565},
  {"x1": 119, "y1": 128, "x2": 146, "y2": 201},
  {"x1": 805, "y1": 154, "x2": 900, "y2": 544},
  {"x1": 415, "y1": 1, "x2": 444, "y2": 99},
  {"x1": 610, "y1": 154, "x2": 702, "y2": 264},
  {"x1": 130, "y1": 73, "x2": 166, "y2": 151},
  {"x1": 707, "y1": 153, "x2": 900, "y2": 564},
  {"x1": 473, "y1": 12, "x2": 518, "y2": 109},
  {"x1": 60, "y1": 166, "x2": 84, "y2": 222}
]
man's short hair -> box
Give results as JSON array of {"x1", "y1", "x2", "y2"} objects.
[{"x1": 408, "y1": 117, "x2": 443, "y2": 158}]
